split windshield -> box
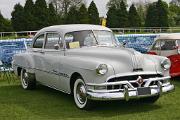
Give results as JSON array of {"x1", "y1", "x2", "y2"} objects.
[{"x1": 64, "y1": 30, "x2": 118, "y2": 49}]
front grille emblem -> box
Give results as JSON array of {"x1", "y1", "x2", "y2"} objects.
[{"x1": 136, "y1": 76, "x2": 144, "y2": 86}]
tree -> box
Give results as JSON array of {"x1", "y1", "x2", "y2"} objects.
[
  {"x1": 129, "y1": 4, "x2": 141, "y2": 27},
  {"x1": 145, "y1": 3, "x2": 158, "y2": 27},
  {"x1": 107, "y1": 0, "x2": 127, "y2": 9},
  {"x1": 145, "y1": 0, "x2": 169, "y2": 27},
  {"x1": 48, "y1": 3, "x2": 58, "y2": 25},
  {"x1": 34, "y1": 0, "x2": 49, "y2": 30},
  {"x1": 79, "y1": 4, "x2": 89, "y2": 24},
  {"x1": 88, "y1": 1, "x2": 100, "y2": 25},
  {"x1": 106, "y1": 5, "x2": 119, "y2": 28},
  {"x1": 169, "y1": 3, "x2": 180, "y2": 26},
  {"x1": 11, "y1": 3, "x2": 25, "y2": 31},
  {"x1": 137, "y1": 4, "x2": 146, "y2": 26},
  {"x1": 0, "y1": 12, "x2": 5, "y2": 32},
  {"x1": 170, "y1": 0, "x2": 180, "y2": 6},
  {"x1": 49, "y1": 0, "x2": 83, "y2": 15},
  {"x1": 116, "y1": 0, "x2": 129, "y2": 27},
  {"x1": 0, "y1": 12, "x2": 13, "y2": 32},
  {"x1": 156, "y1": 0, "x2": 169, "y2": 27},
  {"x1": 66, "y1": 6, "x2": 79, "y2": 24},
  {"x1": 24, "y1": 0, "x2": 36, "y2": 30}
]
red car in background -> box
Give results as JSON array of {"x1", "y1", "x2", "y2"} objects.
[{"x1": 148, "y1": 34, "x2": 180, "y2": 77}]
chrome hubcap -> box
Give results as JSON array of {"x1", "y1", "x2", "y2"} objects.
[
  {"x1": 76, "y1": 83, "x2": 86, "y2": 104},
  {"x1": 22, "y1": 71, "x2": 28, "y2": 86}
]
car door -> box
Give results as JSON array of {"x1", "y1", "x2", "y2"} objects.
[
  {"x1": 160, "y1": 40, "x2": 178, "y2": 57},
  {"x1": 31, "y1": 33, "x2": 48, "y2": 85},
  {"x1": 42, "y1": 32, "x2": 65, "y2": 90}
]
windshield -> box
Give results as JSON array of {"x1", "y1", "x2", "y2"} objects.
[{"x1": 64, "y1": 30, "x2": 117, "y2": 49}]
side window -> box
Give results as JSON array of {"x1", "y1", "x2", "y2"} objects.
[
  {"x1": 152, "y1": 41, "x2": 161, "y2": 50},
  {"x1": 45, "y1": 33, "x2": 61, "y2": 49},
  {"x1": 33, "y1": 34, "x2": 44, "y2": 48},
  {"x1": 161, "y1": 40, "x2": 176, "y2": 50},
  {"x1": 65, "y1": 33, "x2": 75, "y2": 49}
]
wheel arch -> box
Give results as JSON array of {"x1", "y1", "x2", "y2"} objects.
[
  {"x1": 17, "y1": 67, "x2": 22, "y2": 76},
  {"x1": 70, "y1": 72, "x2": 83, "y2": 94}
]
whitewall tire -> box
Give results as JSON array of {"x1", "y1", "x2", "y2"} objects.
[
  {"x1": 20, "y1": 69, "x2": 36, "y2": 90},
  {"x1": 73, "y1": 78, "x2": 93, "y2": 110}
]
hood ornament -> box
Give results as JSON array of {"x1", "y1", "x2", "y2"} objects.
[{"x1": 136, "y1": 76, "x2": 144, "y2": 86}]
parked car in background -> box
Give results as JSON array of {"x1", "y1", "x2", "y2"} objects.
[
  {"x1": 148, "y1": 34, "x2": 180, "y2": 77},
  {"x1": 12, "y1": 25, "x2": 174, "y2": 109}
]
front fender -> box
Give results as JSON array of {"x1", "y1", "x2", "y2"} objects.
[
  {"x1": 61, "y1": 56, "x2": 115, "y2": 84},
  {"x1": 144, "y1": 54, "x2": 170, "y2": 76}
]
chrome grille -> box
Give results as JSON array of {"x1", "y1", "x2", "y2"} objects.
[
  {"x1": 107, "y1": 74, "x2": 163, "y2": 90},
  {"x1": 108, "y1": 74, "x2": 163, "y2": 82}
]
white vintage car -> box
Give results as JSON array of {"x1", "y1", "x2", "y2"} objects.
[{"x1": 12, "y1": 25, "x2": 174, "y2": 109}]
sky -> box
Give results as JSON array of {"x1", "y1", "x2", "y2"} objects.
[{"x1": 0, "y1": 0, "x2": 171, "y2": 19}]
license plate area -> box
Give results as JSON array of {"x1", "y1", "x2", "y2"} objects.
[{"x1": 137, "y1": 87, "x2": 151, "y2": 96}]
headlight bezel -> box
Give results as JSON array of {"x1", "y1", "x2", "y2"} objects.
[
  {"x1": 96, "y1": 64, "x2": 108, "y2": 75},
  {"x1": 161, "y1": 59, "x2": 171, "y2": 70}
]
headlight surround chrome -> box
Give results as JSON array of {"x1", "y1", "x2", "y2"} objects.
[
  {"x1": 96, "y1": 64, "x2": 108, "y2": 75},
  {"x1": 161, "y1": 59, "x2": 171, "y2": 70}
]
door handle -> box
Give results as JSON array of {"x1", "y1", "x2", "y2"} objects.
[
  {"x1": 33, "y1": 50, "x2": 44, "y2": 54},
  {"x1": 39, "y1": 51, "x2": 45, "y2": 54}
]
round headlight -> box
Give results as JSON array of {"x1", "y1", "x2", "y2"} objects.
[
  {"x1": 96, "y1": 64, "x2": 108, "y2": 75},
  {"x1": 161, "y1": 59, "x2": 171, "y2": 70}
]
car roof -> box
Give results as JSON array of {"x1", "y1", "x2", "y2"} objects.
[
  {"x1": 156, "y1": 34, "x2": 180, "y2": 41},
  {"x1": 36, "y1": 24, "x2": 112, "y2": 36}
]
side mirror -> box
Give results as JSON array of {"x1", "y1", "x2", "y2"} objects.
[{"x1": 54, "y1": 44, "x2": 60, "y2": 50}]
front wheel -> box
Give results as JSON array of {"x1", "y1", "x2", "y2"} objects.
[{"x1": 73, "y1": 78, "x2": 93, "y2": 110}]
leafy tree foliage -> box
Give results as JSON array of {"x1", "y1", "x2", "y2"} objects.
[
  {"x1": 170, "y1": 0, "x2": 180, "y2": 6},
  {"x1": 88, "y1": 1, "x2": 100, "y2": 25},
  {"x1": 137, "y1": 4, "x2": 146, "y2": 26},
  {"x1": 24, "y1": 0, "x2": 36, "y2": 31},
  {"x1": 107, "y1": 0, "x2": 129, "y2": 28},
  {"x1": 106, "y1": 5, "x2": 119, "y2": 28},
  {"x1": 34, "y1": 0, "x2": 49, "y2": 29},
  {"x1": 169, "y1": 2, "x2": 180, "y2": 26},
  {"x1": 49, "y1": 0, "x2": 83, "y2": 16},
  {"x1": 11, "y1": 4, "x2": 25, "y2": 31},
  {"x1": 79, "y1": 4, "x2": 89, "y2": 24},
  {"x1": 107, "y1": 0, "x2": 127, "y2": 9},
  {"x1": 157, "y1": 0, "x2": 169, "y2": 27},
  {"x1": 117, "y1": 0, "x2": 129, "y2": 27},
  {"x1": 128, "y1": 4, "x2": 141, "y2": 27},
  {"x1": 0, "y1": 12, "x2": 13, "y2": 32},
  {"x1": 145, "y1": 0, "x2": 169, "y2": 27},
  {"x1": 48, "y1": 3, "x2": 58, "y2": 25},
  {"x1": 65, "y1": 6, "x2": 79, "y2": 24}
]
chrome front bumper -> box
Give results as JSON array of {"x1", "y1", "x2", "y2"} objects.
[{"x1": 86, "y1": 76, "x2": 174, "y2": 101}]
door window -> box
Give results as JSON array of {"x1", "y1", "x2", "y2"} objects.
[
  {"x1": 152, "y1": 41, "x2": 161, "y2": 50},
  {"x1": 45, "y1": 33, "x2": 61, "y2": 49},
  {"x1": 161, "y1": 40, "x2": 176, "y2": 50},
  {"x1": 33, "y1": 34, "x2": 44, "y2": 48}
]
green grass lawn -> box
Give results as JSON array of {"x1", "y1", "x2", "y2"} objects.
[{"x1": 0, "y1": 76, "x2": 180, "y2": 120}]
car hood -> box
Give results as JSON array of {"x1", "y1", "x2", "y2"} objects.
[{"x1": 66, "y1": 47, "x2": 157, "y2": 74}]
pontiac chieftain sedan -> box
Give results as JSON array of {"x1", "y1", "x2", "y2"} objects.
[{"x1": 12, "y1": 25, "x2": 174, "y2": 109}]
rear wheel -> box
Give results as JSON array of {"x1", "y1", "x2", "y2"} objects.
[
  {"x1": 20, "y1": 69, "x2": 36, "y2": 90},
  {"x1": 73, "y1": 78, "x2": 93, "y2": 110}
]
